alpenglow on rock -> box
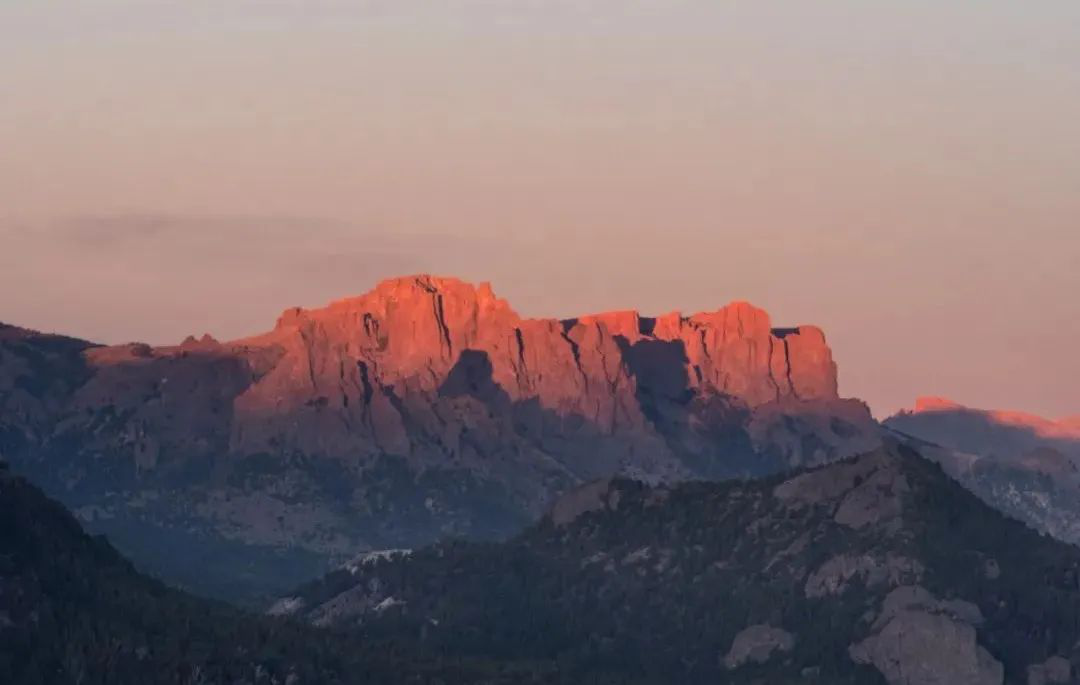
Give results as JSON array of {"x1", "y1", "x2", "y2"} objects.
[{"x1": 0, "y1": 275, "x2": 879, "y2": 599}]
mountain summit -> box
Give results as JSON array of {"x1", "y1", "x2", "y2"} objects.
[
  {"x1": 0, "y1": 275, "x2": 878, "y2": 599},
  {"x1": 897, "y1": 397, "x2": 1080, "y2": 450}
]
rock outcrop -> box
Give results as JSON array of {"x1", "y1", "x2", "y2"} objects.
[
  {"x1": 548, "y1": 479, "x2": 620, "y2": 527},
  {"x1": 1027, "y1": 656, "x2": 1072, "y2": 685},
  {"x1": 850, "y1": 585, "x2": 1001, "y2": 685},
  {"x1": 0, "y1": 275, "x2": 880, "y2": 598},
  {"x1": 774, "y1": 449, "x2": 908, "y2": 531},
  {"x1": 723, "y1": 624, "x2": 795, "y2": 669},
  {"x1": 804, "y1": 553, "x2": 924, "y2": 598}
]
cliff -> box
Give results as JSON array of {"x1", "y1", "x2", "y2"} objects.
[{"x1": 223, "y1": 275, "x2": 840, "y2": 459}]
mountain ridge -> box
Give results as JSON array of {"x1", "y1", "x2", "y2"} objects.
[
  {"x1": 905, "y1": 397, "x2": 1080, "y2": 443},
  {"x1": 273, "y1": 440, "x2": 1080, "y2": 684}
]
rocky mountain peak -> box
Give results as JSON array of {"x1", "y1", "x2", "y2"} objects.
[{"x1": 252, "y1": 275, "x2": 839, "y2": 415}]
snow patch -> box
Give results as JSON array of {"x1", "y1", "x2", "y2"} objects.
[
  {"x1": 374, "y1": 596, "x2": 404, "y2": 613},
  {"x1": 266, "y1": 596, "x2": 305, "y2": 617},
  {"x1": 344, "y1": 549, "x2": 412, "y2": 575}
]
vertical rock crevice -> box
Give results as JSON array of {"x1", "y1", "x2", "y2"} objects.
[
  {"x1": 560, "y1": 327, "x2": 589, "y2": 392},
  {"x1": 432, "y1": 293, "x2": 452, "y2": 360},
  {"x1": 783, "y1": 338, "x2": 798, "y2": 400}
]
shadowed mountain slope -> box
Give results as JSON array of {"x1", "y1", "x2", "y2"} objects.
[
  {"x1": 277, "y1": 441, "x2": 1080, "y2": 685},
  {"x1": 0, "y1": 462, "x2": 578, "y2": 685},
  {"x1": 7, "y1": 442, "x2": 1080, "y2": 684}
]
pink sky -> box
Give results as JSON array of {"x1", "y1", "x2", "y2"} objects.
[{"x1": 1, "y1": 2, "x2": 1078, "y2": 419}]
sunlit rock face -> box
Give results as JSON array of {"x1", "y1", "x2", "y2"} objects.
[
  {"x1": 0, "y1": 275, "x2": 879, "y2": 599},
  {"x1": 223, "y1": 276, "x2": 845, "y2": 462}
]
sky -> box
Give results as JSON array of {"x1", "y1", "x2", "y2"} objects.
[{"x1": 1, "y1": 1, "x2": 1078, "y2": 419}]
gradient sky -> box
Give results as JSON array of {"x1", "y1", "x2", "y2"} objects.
[{"x1": 2, "y1": 1, "x2": 1078, "y2": 419}]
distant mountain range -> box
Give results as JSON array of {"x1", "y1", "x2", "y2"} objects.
[
  {"x1": 889, "y1": 397, "x2": 1080, "y2": 463},
  {"x1": 0, "y1": 275, "x2": 879, "y2": 600},
  {"x1": 886, "y1": 398, "x2": 1080, "y2": 550},
  {"x1": 6, "y1": 442, "x2": 1080, "y2": 685}
]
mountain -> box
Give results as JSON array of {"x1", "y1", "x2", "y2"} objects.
[
  {"x1": 0, "y1": 461, "x2": 563, "y2": 685},
  {"x1": 886, "y1": 398, "x2": 1080, "y2": 545},
  {"x1": 0, "y1": 275, "x2": 879, "y2": 600},
  {"x1": 272, "y1": 441, "x2": 1080, "y2": 685},
  {"x1": 888, "y1": 397, "x2": 1080, "y2": 462}
]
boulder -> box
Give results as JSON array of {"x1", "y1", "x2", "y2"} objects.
[
  {"x1": 804, "y1": 553, "x2": 924, "y2": 598},
  {"x1": 1027, "y1": 656, "x2": 1071, "y2": 685},
  {"x1": 723, "y1": 624, "x2": 795, "y2": 669},
  {"x1": 850, "y1": 586, "x2": 1000, "y2": 685}
]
